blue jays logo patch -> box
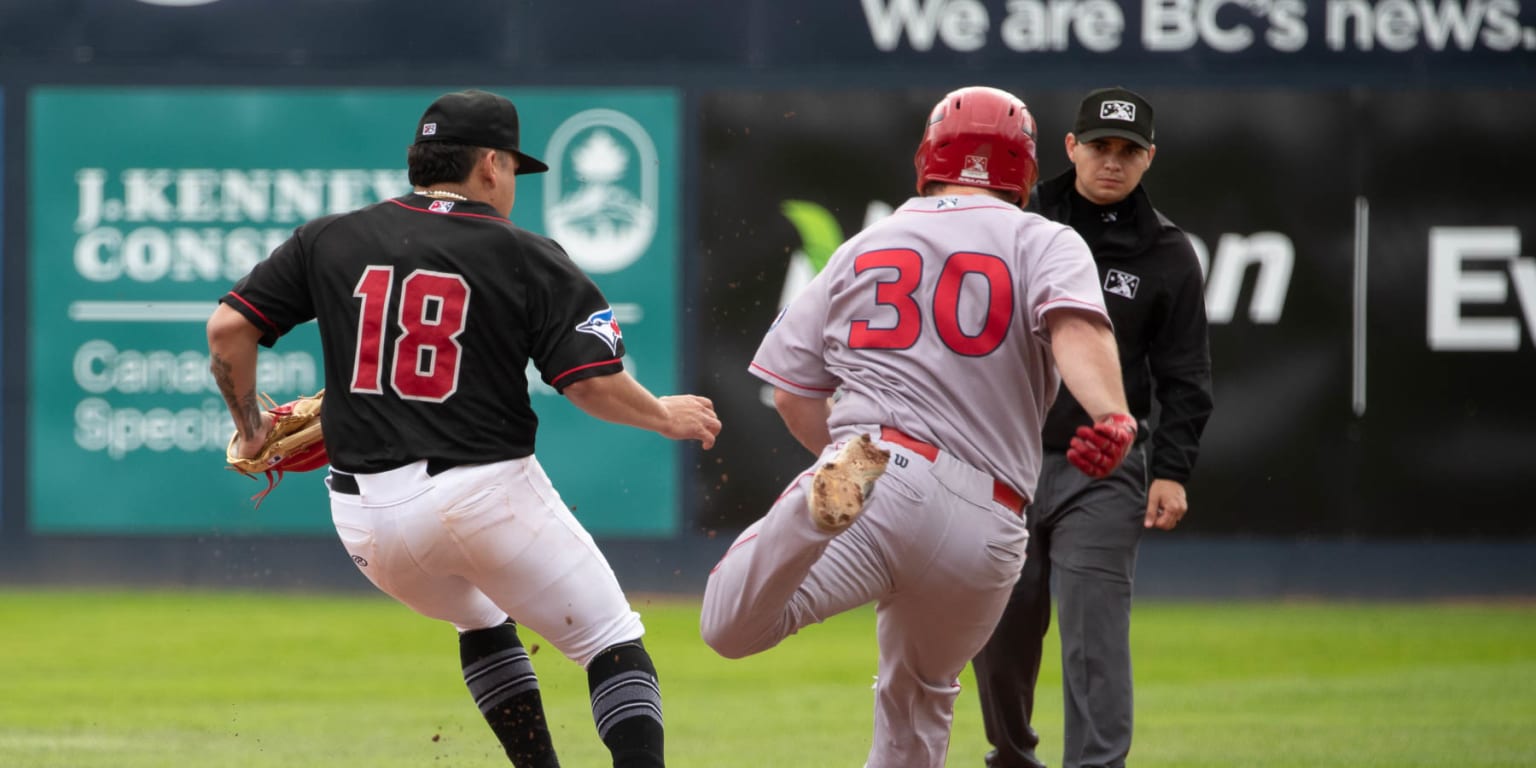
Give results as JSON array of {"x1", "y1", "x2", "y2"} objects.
[{"x1": 576, "y1": 307, "x2": 623, "y2": 354}]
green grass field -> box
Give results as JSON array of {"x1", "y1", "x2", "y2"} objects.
[{"x1": 1, "y1": 589, "x2": 1532, "y2": 767}]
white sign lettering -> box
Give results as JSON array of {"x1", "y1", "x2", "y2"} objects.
[
  {"x1": 69, "y1": 341, "x2": 318, "y2": 459},
  {"x1": 861, "y1": 0, "x2": 1534, "y2": 53},
  {"x1": 1326, "y1": 0, "x2": 1525, "y2": 52},
  {"x1": 72, "y1": 340, "x2": 317, "y2": 396},
  {"x1": 72, "y1": 167, "x2": 408, "y2": 284},
  {"x1": 75, "y1": 167, "x2": 406, "y2": 231},
  {"x1": 1001, "y1": 0, "x2": 1125, "y2": 52},
  {"x1": 1427, "y1": 227, "x2": 1536, "y2": 351},
  {"x1": 75, "y1": 397, "x2": 233, "y2": 459},
  {"x1": 863, "y1": 0, "x2": 989, "y2": 51},
  {"x1": 1190, "y1": 232, "x2": 1294, "y2": 324}
]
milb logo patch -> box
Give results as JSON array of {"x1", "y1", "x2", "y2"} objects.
[
  {"x1": 1104, "y1": 268, "x2": 1140, "y2": 299},
  {"x1": 960, "y1": 154, "x2": 989, "y2": 181},
  {"x1": 1100, "y1": 100, "x2": 1136, "y2": 121}
]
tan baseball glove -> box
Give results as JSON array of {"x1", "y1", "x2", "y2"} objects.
[{"x1": 226, "y1": 389, "x2": 328, "y2": 506}]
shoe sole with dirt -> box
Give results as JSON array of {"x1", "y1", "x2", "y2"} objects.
[{"x1": 810, "y1": 434, "x2": 891, "y2": 533}]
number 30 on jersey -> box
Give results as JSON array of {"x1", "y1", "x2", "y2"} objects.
[{"x1": 849, "y1": 248, "x2": 1014, "y2": 356}]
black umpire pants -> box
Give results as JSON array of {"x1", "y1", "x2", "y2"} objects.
[{"x1": 972, "y1": 445, "x2": 1148, "y2": 768}]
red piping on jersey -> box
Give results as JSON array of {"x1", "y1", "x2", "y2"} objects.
[
  {"x1": 710, "y1": 533, "x2": 758, "y2": 574},
  {"x1": 775, "y1": 470, "x2": 817, "y2": 504},
  {"x1": 709, "y1": 468, "x2": 816, "y2": 573},
  {"x1": 386, "y1": 197, "x2": 511, "y2": 223},
  {"x1": 1038, "y1": 297, "x2": 1110, "y2": 318},
  {"x1": 902, "y1": 202, "x2": 1019, "y2": 214},
  {"x1": 550, "y1": 358, "x2": 623, "y2": 387},
  {"x1": 224, "y1": 291, "x2": 276, "y2": 331},
  {"x1": 748, "y1": 362, "x2": 838, "y2": 394}
]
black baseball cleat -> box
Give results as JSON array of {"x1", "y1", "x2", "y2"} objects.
[
  {"x1": 809, "y1": 434, "x2": 890, "y2": 533},
  {"x1": 985, "y1": 748, "x2": 1048, "y2": 768}
]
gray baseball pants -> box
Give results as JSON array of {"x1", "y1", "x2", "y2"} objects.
[
  {"x1": 701, "y1": 430, "x2": 1030, "y2": 768},
  {"x1": 972, "y1": 446, "x2": 1148, "y2": 768}
]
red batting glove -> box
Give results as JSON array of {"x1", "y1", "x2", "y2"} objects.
[{"x1": 1066, "y1": 413, "x2": 1137, "y2": 479}]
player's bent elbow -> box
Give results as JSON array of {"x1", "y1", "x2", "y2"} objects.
[
  {"x1": 560, "y1": 374, "x2": 598, "y2": 397},
  {"x1": 206, "y1": 304, "x2": 260, "y2": 348},
  {"x1": 205, "y1": 307, "x2": 232, "y2": 345}
]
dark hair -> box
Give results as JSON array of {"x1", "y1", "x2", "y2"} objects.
[
  {"x1": 407, "y1": 142, "x2": 485, "y2": 187},
  {"x1": 920, "y1": 181, "x2": 1020, "y2": 205}
]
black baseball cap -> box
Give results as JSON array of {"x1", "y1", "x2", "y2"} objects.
[
  {"x1": 1071, "y1": 87, "x2": 1154, "y2": 149},
  {"x1": 414, "y1": 89, "x2": 549, "y2": 175}
]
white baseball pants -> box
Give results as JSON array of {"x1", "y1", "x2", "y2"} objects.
[{"x1": 328, "y1": 456, "x2": 644, "y2": 668}]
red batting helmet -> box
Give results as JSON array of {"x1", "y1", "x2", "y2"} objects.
[{"x1": 913, "y1": 86, "x2": 1039, "y2": 203}]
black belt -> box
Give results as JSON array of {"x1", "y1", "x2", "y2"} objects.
[{"x1": 329, "y1": 458, "x2": 470, "y2": 495}]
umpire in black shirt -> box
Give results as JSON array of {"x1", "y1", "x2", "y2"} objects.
[{"x1": 971, "y1": 87, "x2": 1214, "y2": 768}]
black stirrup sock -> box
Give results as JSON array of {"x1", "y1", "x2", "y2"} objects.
[
  {"x1": 587, "y1": 640, "x2": 665, "y2": 768},
  {"x1": 461, "y1": 621, "x2": 560, "y2": 768}
]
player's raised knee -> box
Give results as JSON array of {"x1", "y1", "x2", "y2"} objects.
[{"x1": 699, "y1": 617, "x2": 765, "y2": 659}]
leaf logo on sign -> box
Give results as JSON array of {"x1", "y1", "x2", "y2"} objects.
[{"x1": 544, "y1": 109, "x2": 659, "y2": 274}]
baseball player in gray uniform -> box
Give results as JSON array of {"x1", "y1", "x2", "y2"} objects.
[{"x1": 699, "y1": 86, "x2": 1139, "y2": 768}]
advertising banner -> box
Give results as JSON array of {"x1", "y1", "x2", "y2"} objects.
[
  {"x1": 694, "y1": 87, "x2": 1536, "y2": 537},
  {"x1": 0, "y1": 89, "x2": 4, "y2": 535},
  {"x1": 30, "y1": 87, "x2": 681, "y2": 536},
  {"x1": 756, "y1": 0, "x2": 1536, "y2": 82},
  {"x1": 0, "y1": 2, "x2": 1530, "y2": 87}
]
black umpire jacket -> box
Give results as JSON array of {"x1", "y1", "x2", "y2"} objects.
[{"x1": 1029, "y1": 168, "x2": 1215, "y2": 485}]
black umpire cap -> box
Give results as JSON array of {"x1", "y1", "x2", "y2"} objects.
[
  {"x1": 415, "y1": 90, "x2": 550, "y2": 175},
  {"x1": 1071, "y1": 86, "x2": 1155, "y2": 149}
]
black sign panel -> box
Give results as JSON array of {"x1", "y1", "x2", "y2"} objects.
[
  {"x1": 1351, "y1": 90, "x2": 1536, "y2": 535},
  {"x1": 692, "y1": 90, "x2": 943, "y2": 531},
  {"x1": 693, "y1": 87, "x2": 1536, "y2": 536}
]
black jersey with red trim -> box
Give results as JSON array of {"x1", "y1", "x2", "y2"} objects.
[{"x1": 219, "y1": 193, "x2": 626, "y2": 473}]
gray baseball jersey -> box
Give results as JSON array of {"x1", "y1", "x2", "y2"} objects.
[
  {"x1": 749, "y1": 194, "x2": 1109, "y2": 500},
  {"x1": 705, "y1": 193, "x2": 1111, "y2": 767}
]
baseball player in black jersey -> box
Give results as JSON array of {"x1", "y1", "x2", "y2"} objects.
[
  {"x1": 971, "y1": 88, "x2": 1214, "y2": 768},
  {"x1": 207, "y1": 89, "x2": 720, "y2": 768}
]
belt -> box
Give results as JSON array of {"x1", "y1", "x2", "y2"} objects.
[
  {"x1": 877, "y1": 427, "x2": 1027, "y2": 516},
  {"x1": 329, "y1": 458, "x2": 469, "y2": 496}
]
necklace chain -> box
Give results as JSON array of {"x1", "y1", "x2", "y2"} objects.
[{"x1": 414, "y1": 188, "x2": 469, "y2": 202}]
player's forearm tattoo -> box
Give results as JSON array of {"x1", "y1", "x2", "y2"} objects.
[{"x1": 210, "y1": 352, "x2": 263, "y2": 439}]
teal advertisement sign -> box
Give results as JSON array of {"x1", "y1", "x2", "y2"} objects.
[
  {"x1": 29, "y1": 87, "x2": 681, "y2": 536},
  {"x1": 0, "y1": 90, "x2": 5, "y2": 534}
]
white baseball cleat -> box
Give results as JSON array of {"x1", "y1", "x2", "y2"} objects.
[{"x1": 809, "y1": 434, "x2": 891, "y2": 533}]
